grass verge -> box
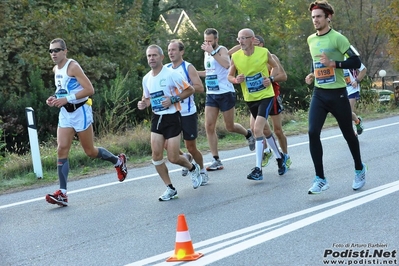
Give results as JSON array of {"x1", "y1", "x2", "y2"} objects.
[{"x1": 0, "y1": 105, "x2": 397, "y2": 194}]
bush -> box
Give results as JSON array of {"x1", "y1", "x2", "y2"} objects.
[
  {"x1": 94, "y1": 69, "x2": 136, "y2": 136},
  {"x1": 0, "y1": 117, "x2": 5, "y2": 158}
]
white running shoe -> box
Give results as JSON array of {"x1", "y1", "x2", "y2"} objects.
[
  {"x1": 181, "y1": 153, "x2": 193, "y2": 176},
  {"x1": 159, "y1": 187, "x2": 178, "y2": 201},
  {"x1": 189, "y1": 163, "x2": 202, "y2": 189}
]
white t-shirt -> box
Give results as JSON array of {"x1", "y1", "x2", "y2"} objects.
[{"x1": 142, "y1": 66, "x2": 190, "y2": 115}]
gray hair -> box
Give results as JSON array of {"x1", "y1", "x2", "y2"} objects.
[{"x1": 146, "y1": 44, "x2": 164, "y2": 55}]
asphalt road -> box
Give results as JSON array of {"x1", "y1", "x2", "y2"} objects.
[{"x1": 1, "y1": 116, "x2": 398, "y2": 266}]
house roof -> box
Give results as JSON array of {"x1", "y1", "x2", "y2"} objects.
[{"x1": 160, "y1": 9, "x2": 198, "y2": 34}]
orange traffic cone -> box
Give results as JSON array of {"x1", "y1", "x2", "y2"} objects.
[{"x1": 166, "y1": 214, "x2": 204, "y2": 262}]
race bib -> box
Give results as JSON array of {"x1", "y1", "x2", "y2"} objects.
[
  {"x1": 55, "y1": 89, "x2": 68, "y2": 99},
  {"x1": 314, "y1": 62, "x2": 336, "y2": 85},
  {"x1": 245, "y1": 73, "x2": 265, "y2": 93},
  {"x1": 150, "y1": 90, "x2": 168, "y2": 112},
  {"x1": 343, "y1": 69, "x2": 351, "y2": 85},
  {"x1": 205, "y1": 75, "x2": 219, "y2": 91}
]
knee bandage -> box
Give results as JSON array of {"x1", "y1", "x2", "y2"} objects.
[{"x1": 152, "y1": 159, "x2": 165, "y2": 166}]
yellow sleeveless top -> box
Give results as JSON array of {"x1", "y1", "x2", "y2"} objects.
[{"x1": 232, "y1": 46, "x2": 274, "y2": 101}]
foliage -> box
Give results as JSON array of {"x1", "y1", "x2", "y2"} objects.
[
  {"x1": 0, "y1": 0, "x2": 395, "y2": 156},
  {"x1": 0, "y1": 0, "x2": 146, "y2": 154},
  {"x1": 358, "y1": 79, "x2": 379, "y2": 110},
  {"x1": 332, "y1": 0, "x2": 390, "y2": 78},
  {"x1": 0, "y1": 67, "x2": 58, "y2": 154},
  {"x1": 376, "y1": 0, "x2": 399, "y2": 71},
  {"x1": 94, "y1": 69, "x2": 136, "y2": 136},
  {"x1": 0, "y1": 117, "x2": 5, "y2": 159}
]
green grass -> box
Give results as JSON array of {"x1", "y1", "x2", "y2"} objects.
[{"x1": 1, "y1": 104, "x2": 397, "y2": 194}]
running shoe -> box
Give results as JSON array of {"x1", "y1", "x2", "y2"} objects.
[
  {"x1": 352, "y1": 163, "x2": 367, "y2": 190},
  {"x1": 355, "y1": 116, "x2": 364, "y2": 135},
  {"x1": 206, "y1": 158, "x2": 224, "y2": 171},
  {"x1": 189, "y1": 163, "x2": 202, "y2": 189},
  {"x1": 276, "y1": 153, "x2": 288, "y2": 175},
  {"x1": 247, "y1": 129, "x2": 255, "y2": 151},
  {"x1": 181, "y1": 153, "x2": 193, "y2": 176},
  {"x1": 262, "y1": 149, "x2": 273, "y2": 167},
  {"x1": 115, "y1": 153, "x2": 128, "y2": 182},
  {"x1": 45, "y1": 190, "x2": 68, "y2": 206},
  {"x1": 200, "y1": 172, "x2": 209, "y2": 186},
  {"x1": 247, "y1": 167, "x2": 263, "y2": 181},
  {"x1": 159, "y1": 187, "x2": 178, "y2": 201},
  {"x1": 308, "y1": 176, "x2": 330, "y2": 194},
  {"x1": 286, "y1": 155, "x2": 292, "y2": 169}
]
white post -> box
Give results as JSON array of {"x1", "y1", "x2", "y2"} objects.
[
  {"x1": 379, "y1": 69, "x2": 386, "y2": 90},
  {"x1": 25, "y1": 107, "x2": 43, "y2": 179}
]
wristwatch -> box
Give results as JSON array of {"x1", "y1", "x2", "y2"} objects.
[
  {"x1": 210, "y1": 50, "x2": 217, "y2": 56},
  {"x1": 269, "y1": 76, "x2": 275, "y2": 83}
]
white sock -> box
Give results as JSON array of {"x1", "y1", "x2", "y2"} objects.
[
  {"x1": 255, "y1": 138, "x2": 264, "y2": 169},
  {"x1": 264, "y1": 147, "x2": 271, "y2": 153}
]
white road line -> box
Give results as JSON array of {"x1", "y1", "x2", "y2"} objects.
[
  {"x1": 126, "y1": 180, "x2": 399, "y2": 266},
  {"x1": 187, "y1": 183, "x2": 399, "y2": 266},
  {"x1": 0, "y1": 121, "x2": 398, "y2": 210}
]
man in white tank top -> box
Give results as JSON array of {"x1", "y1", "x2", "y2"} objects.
[
  {"x1": 166, "y1": 40, "x2": 209, "y2": 185},
  {"x1": 45, "y1": 38, "x2": 127, "y2": 207},
  {"x1": 197, "y1": 28, "x2": 255, "y2": 171},
  {"x1": 344, "y1": 63, "x2": 367, "y2": 136}
]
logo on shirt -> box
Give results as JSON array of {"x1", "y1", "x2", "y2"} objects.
[{"x1": 160, "y1": 79, "x2": 166, "y2": 87}]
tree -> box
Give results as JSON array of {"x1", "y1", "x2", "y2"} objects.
[
  {"x1": 376, "y1": 0, "x2": 399, "y2": 71},
  {"x1": 0, "y1": 0, "x2": 147, "y2": 153},
  {"x1": 332, "y1": 0, "x2": 390, "y2": 78}
]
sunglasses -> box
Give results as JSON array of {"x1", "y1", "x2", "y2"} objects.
[{"x1": 48, "y1": 48, "x2": 64, "y2": 54}]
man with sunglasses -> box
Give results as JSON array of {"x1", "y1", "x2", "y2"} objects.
[
  {"x1": 45, "y1": 38, "x2": 127, "y2": 207},
  {"x1": 198, "y1": 28, "x2": 255, "y2": 172},
  {"x1": 228, "y1": 28, "x2": 288, "y2": 181}
]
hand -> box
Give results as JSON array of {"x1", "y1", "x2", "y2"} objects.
[
  {"x1": 235, "y1": 74, "x2": 245, "y2": 84},
  {"x1": 201, "y1": 42, "x2": 213, "y2": 54},
  {"x1": 46, "y1": 96, "x2": 56, "y2": 107},
  {"x1": 351, "y1": 80, "x2": 358, "y2": 87},
  {"x1": 52, "y1": 97, "x2": 68, "y2": 108},
  {"x1": 161, "y1": 96, "x2": 172, "y2": 107},
  {"x1": 262, "y1": 76, "x2": 272, "y2": 87},
  {"x1": 315, "y1": 52, "x2": 332, "y2": 67},
  {"x1": 137, "y1": 96, "x2": 148, "y2": 110},
  {"x1": 305, "y1": 74, "x2": 315, "y2": 85}
]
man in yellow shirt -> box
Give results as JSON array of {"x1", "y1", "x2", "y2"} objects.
[{"x1": 228, "y1": 28, "x2": 288, "y2": 181}]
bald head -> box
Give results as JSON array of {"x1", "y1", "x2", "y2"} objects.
[
  {"x1": 237, "y1": 28, "x2": 255, "y2": 52},
  {"x1": 238, "y1": 28, "x2": 255, "y2": 37}
]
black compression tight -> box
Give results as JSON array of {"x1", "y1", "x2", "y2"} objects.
[{"x1": 308, "y1": 87, "x2": 363, "y2": 178}]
